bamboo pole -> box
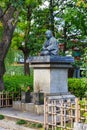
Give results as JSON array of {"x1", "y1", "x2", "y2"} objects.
[{"x1": 75, "y1": 98, "x2": 80, "y2": 122}]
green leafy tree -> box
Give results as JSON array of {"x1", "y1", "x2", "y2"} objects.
[
  {"x1": 82, "y1": 47, "x2": 87, "y2": 77},
  {"x1": 12, "y1": 0, "x2": 43, "y2": 75},
  {"x1": 0, "y1": 0, "x2": 25, "y2": 90}
]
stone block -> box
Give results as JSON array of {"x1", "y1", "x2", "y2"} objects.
[
  {"x1": 25, "y1": 103, "x2": 34, "y2": 112},
  {"x1": 34, "y1": 105, "x2": 44, "y2": 115},
  {"x1": 27, "y1": 56, "x2": 74, "y2": 94},
  {"x1": 13, "y1": 101, "x2": 22, "y2": 110}
]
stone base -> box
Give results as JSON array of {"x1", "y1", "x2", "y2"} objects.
[
  {"x1": 13, "y1": 93, "x2": 75, "y2": 115},
  {"x1": 27, "y1": 56, "x2": 74, "y2": 93},
  {"x1": 13, "y1": 101, "x2": 44, "y2": 115},
  {"x1": 47, "y1": 92, "x2": 75, "y2": 100},
  {"x1": 73, "y1": 122, "x2": 87, "y2": 130}
]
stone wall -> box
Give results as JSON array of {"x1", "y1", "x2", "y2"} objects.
[{"x1": 73, "y1": 122, "x2": 87, "y2": 130}]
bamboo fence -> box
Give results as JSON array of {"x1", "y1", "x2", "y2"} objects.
[{"x1": 44, "y1": 94, "x2": 87, "y2": 130}]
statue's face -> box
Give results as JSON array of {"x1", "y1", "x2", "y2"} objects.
[{"x1": 45, "y1": 30, "x2": 52, "y2": 39}]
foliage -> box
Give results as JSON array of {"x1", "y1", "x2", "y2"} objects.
[
  {"x1": 5, "y1": 65, "x2": 24, "y2": 75},
  {"x1": 3, "y1": 75, "x2": 33, "y2": 93},
  {"x1": 68, "y1": 78, "x2": 87, "y2": 98},
  {"x1": 79, "y1": 98, "x2": 87, "y2": 123},
  {"x1": 16, "y1": 119, "x2": 27, "y2": 125},
  {"x1": 81, "y1": 47, "x2": 87, "y2": 77},
  {"x1": 29, "y1": 122, "x2": 42, "y2": 128},
  {"x1": 12, "y1": 0, "x2": 46, "y2": 55},
  {"x1": 21, "y1": 82, "x2": 31, "y2": 92},
  {"x1": 3, "y1": 75, "x2": 87, "y2": 99},
  {"x1": 5, "y1": 48, "x2": 16, "y2": 66},
  {"x1": 16, "y1": 119, "x2": 43, "y2": 128},
  {"x1": 35, "y1": 123, "x2": 43, "y2": 128},
  {"x1": 0, "y1": 115, "x2": 4, "y2": 120}
]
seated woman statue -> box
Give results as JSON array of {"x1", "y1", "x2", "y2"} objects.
[{"x1": 40, "y1": 30, "x2": 58, "y2": 56}]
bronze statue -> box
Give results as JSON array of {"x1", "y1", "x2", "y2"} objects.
[{"x1": 40, "y1": 30, "x2": 58, "y2": 56}]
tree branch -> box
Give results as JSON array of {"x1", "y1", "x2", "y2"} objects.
[
  {"x1": 13, "y1": 10, "x2": 20, "y2": 28},
  {"x1": 0, "y1": 7, "x2": 3, "y2": 19}
]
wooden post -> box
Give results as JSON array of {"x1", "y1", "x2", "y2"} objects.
[
  {"x1": 0, "y1": 92, "x2": 1, "y2": 107},
  {"x1": 54, "y1": 100, "x2": 57, "y2": 130},
  {"x1": 64, "y1": 103, "x2": 66, "y2": 130},
  {"x1": 60, "y1": 99, "x2": 63, "y2": 130},
  {"x1": 75, "y1": 98, "x2": 80, "y2": 122},
  {"x1": 1, "y1": 92, "x2": 4, "y2": 107},
  {"x1": 52, "y1": 100, "x2": 54, "y2": 130},
  {"x1": 44, "y1": 94, "x2": 49, "y2": 130}
]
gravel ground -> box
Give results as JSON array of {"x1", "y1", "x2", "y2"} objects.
[
  {"x1": 0, "y1": 127, "x2": 8, "y2": 130},
  {"x1": 0, "y1": 119, "x2": 38, "y2": 130}
]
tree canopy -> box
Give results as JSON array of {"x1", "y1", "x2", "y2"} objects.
[{"x1": 0, "y1": 0, "x2": 87, "y2": 90}]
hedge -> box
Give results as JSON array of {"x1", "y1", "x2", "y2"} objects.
[
  {"x1": 68, "y1": 78, "x2": 87, "y2": 98},
  {"x1": 3, "y1": 75, "x2": 87, "y2": 98},
  {"x1": 3, "y1": 75, "x2": 33, "y2": 93}
]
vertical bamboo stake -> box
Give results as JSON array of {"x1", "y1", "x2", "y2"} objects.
[
  {"x1": 52, "y1": 100, "x2": 54, "y2": 130},
  {"x1": 0, "y1": 92, "x2": 1, "y2": 107},
  {"x1": 67, "y1": 98, "x2": 71, "y2": 128},
  {"x1": 6, "y1": 92, "x2": 8, "y2": 106},
  {"x1": 2, "y1": 92, "x2": 4, "y2": 107},
  {"x1": 60, "y1": 99, "x2": 63, "y2": 130},
  {"x1": 54, "y1": 100, "x2": 57, "y2": 130},
  {"x1": 64, "y1": 103, "x2": 66, "y2": 130},
  {"x1": 75, "y1": 98, "x2": 80, "y2": 122},
  {"x1": 8, "y1": 92, "x2": 10, "y2": 106},
  {"x1": 44, "y1": 93, "x2": 47, "y2": 130},
  {"x1": 71, "y1": 103, "x2": 73, "y2": 128}
]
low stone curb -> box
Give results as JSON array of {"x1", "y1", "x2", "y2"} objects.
[{"x1": 1, "y1": 113, "x2": 43, "y2": 124}]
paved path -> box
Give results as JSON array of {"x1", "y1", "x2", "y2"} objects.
[
  {"x1": 0, "y1": 107, "x2": 44, "y2": 130},
  {"x1": 0, "y1": 107, "x2": 44, "y2": 124},
  {"x1": 0, "y1": 127, "x2": 8, "y2": 130}
]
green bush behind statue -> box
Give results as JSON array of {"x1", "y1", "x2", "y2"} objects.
[{"x1": 3, "y1": 75, "x2": 87, "y2": 99}]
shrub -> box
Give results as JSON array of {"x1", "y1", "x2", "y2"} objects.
[
  {"x1": 3, "y1": 74, "x2": 87, "y2": 99},
  {"x1": 68, "y1": 78, "x2": 87, "y2": 98},
  {"x1": 29, "y1": 123, "x2": 42, "y2": 128},
  {"x1": 16, "y1": 119, "x2": 27, "y2": 125},
  {"x1": 5, "y1": 66, "x2": 24, "y2": 75},
  {"x1": 36, "y1": 123, "x2": 43, "y2": 128},
  {"x1": 3, "y1": 75, "x2": 33, "y2": 93},
  {"x1": 30, "y1": 123, "x2": 36, "y2": 128},
  {"x1": 0, "y1": 115, "x2": 4, "y2": 120}
]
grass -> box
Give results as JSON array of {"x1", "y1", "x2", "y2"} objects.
[
  {"x1": 26, "y1": 122, "x2": 43, "y2": 128},
  {"x1": 0, "y1": 114, "x2": 4, "y2": 120},
  {"x1": 16, "y1": 119, "x2": 27, "y2": 125},
  {"x1": 16, "y1": 119, "x2": 43, "y2": 129}
]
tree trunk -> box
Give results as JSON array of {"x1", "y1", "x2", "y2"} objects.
[
  {"x1": 24, "y1": 53, "x2": 30, "y2": 75},
  {"x1": 68, "y1": 68, "x2": 74, "y2": 78},
  {"x1": 0, "y1": 61, "x2": 5, "y2": 90},
  {"x1": 49, "y1": 0, "x2": 55, "y2": 35},
  {"x1": 0, "y1": 5, "x2": 19, "y2": 91}
]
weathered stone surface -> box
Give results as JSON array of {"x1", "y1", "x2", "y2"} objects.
[
  {"x1": 73, "y1": 122, "x2": 87, "y2": 130},
  {"x1": 27, "y1": 56, "x2": 74, "y2": 94},
  {"x1": 13, "y1": 101, "x2": 44, "y2": 114},
  {"x1": 27, "y1": 56, "x2": 74, "y2": 64}
]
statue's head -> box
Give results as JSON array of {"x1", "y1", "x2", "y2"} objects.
[{"x1": 45, "y1": 30, "x2": 53, "y2": 39}]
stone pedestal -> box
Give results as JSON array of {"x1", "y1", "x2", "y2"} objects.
[{"x1": 27, "y1": 56, "x2": 74, "y2": 94}]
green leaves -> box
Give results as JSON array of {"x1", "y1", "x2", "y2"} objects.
[
  {"x1": 11, "y1": 0, "x2": 24, "y2": 7},
  {"x1": 68, "y1": 78, "x2": 87, "y2": 98},
  {"x1": 4, "y1": 75, "x2": 33, "y2": 92}
]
